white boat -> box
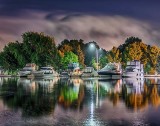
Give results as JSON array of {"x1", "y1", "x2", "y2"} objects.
[
  {"x1": 68, "y1": 63, "x2": 82, "y2": 77},
  {"x1": 122, "y1": 60, "x2": 144, "y2": 78},
  {"x1": 98, "y1": 63, "x2": 122, "y2": 76},
  {"x1": 19, "y1": 63, "x2": 36, "y2": 77},
  {"x1": 81, "y1": 67, "x2": 99, "y2": 77},
  {"x1": 60, "y1": 71, "x2": 69, "y2": 77},
  {"x1": 32, "y1": 66, "x2": 59, "y2": 78},
  {"x1": 69, "y1": 67, "x2": 82, "y2": 77}
]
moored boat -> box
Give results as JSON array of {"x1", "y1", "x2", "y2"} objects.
[
  {"x1": 19, "y1": 63, "x2": 36, "y2": 77},
  {"x1": 32, "y1": 66, "x2": 59, "y2": 78},
  {"x1": 122, "y1": 60, "x2": 144, "y2": 78},
  {"x1": 60, "y1": 71, "x2": 69, "y2": 77},
  {"x1": 68, "y1": 63, "x2": 82, "y2": 77},
  {"x1": 81, "y1": 67, "x2": 99, "y2": 77},
  {"x1": 69, "y1": 67, "x2": 82, "y2": 77},
  {"x1": 98, "y1": 63, "x2": 122, "y2": 77}
]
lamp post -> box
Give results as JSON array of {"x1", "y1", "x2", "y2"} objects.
[{"x1": 90, "y1": 43, "x2": 101, "y2": 71}]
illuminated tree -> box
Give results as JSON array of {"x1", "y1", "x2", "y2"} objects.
[{"x1": 61, "y1": 51, "x2": 78, "y2": 69}]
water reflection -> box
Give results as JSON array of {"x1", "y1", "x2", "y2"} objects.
[
  {"x1": 0, "y1": 77, "x2": 160, "y2": 125},
  {"x1": 58, "y1": 78, "x2": 84, "y2": 110},
  {"x1": 0, "y1": 77, "x2": 59, "y2": 117}
]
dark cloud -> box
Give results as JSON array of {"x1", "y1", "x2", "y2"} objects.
[
  {"x1": 0, "y1": 0, "x2": 160, "y2": 51},
  {"x1": 0, "y1": 0, "x2": 160, "y2": 23},
  {"x1": 0, "y1": 12, "x2": 159, "y2": 51}
]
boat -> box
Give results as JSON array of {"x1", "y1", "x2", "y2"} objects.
[
  {"x1": 69, "y1": 67, "x2": 82, "y2": 77},
  {"x1": 60, "y1": 71, "x2": 69, "y2": 77},
  {"x1": 122, "y1": 60, "x2": 144, "y2": 78},
  {"x1": 19, "y1": 63, "x2": 36, "y2": 77},
  {"x1": 98, "y1": 63, "x2": 122, "y2": 77},
  {"x1": 32, "y1": 66, "x2": 59, "y2": 78},
  {"x1": 68, "y1": 63, "x2": 82, "y2": 77},
  {"x1": 81, "y1": 67, "x2": 99, "y2": 77}
]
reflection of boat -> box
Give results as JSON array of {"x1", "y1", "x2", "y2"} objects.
[
  {"x1": 98, "y1": 63, "x2": 122, "y2": 76},
  {"x1": 123, "y1": 78, "x2": 144, "y2": 94},
  {"x1": 69, "y1": 78, "x2": 83, "y2": 85},
  {"x1": 81, "y1": 67, "x2": 99, "y2": 77},
  {"x1": 17, "y1": 78, "x2": 36, "y2": 93},
  {"x1": 122, "y1": 60, "x2": 144, "y2": 78},
  {"x1": 98, "y1": 79, "x2": 122, "y2": 93},
  {"x1": 69, "y1": 67, "x2": 82, "y2": 77},
  {"x1": 32, "y1": 66, "x2": 59, "y2": 78},
  {"x1": 17, "y1": 78, "x2": 33, "y2": 85},
  {"x1": 34, "y1": 78, "x2": 59, "y2": 91},
  {"x1": 19, "y1": 63, "x2": 36, "y2": 77}
]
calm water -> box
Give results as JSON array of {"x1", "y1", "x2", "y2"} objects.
[{"x1": 0, "y1": 77, "x2": 160, "y2": 126}]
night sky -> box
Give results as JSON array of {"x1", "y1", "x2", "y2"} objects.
[{"x1": 0, "y1": 0, "x2": 160, "y2": 50}]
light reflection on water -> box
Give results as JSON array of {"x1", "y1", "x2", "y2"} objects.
[{"x1": 0, "y1": 77, "x2": 160, "y2": 125}]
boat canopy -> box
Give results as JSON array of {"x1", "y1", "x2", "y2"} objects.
[{"x1": 100, "y1": 63, "x2": 121, "y2": 71}]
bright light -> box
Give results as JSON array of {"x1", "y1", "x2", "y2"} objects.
[{"x1": 90, "y1": 43, "x2": 95, "y2": 49}]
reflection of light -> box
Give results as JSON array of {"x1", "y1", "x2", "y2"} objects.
[{"x1": 91, "y1": 102, "x2": 94, "y2": 118}]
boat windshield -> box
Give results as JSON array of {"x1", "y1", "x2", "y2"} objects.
[
  {"x1": 40, "y1": 67, "x2": 53, "y2": 70},
  {"x1": 20, "y1": 69, "x2": 32, "y2": 71},
  {"x1": 100, "y1": 64, "x2": 117, "y2": 71}
]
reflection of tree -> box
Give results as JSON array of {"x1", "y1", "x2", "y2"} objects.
[
  {"x1": 108, "y1": 82, "x2": 160, "y2": 110},
  {"x1": 150, "y1": 85, "x2": 160, "y2": 107},
  {"x1": 22, "y1": 84, "x2": 56, "y2": 117},
  {"x1": 0, "y1": 78, "x2": 57, "y2": 117},
  {"x1": 109, "y1": 92, "x2": 119, "y2": 106},
  {"x1": 121, "y1": 84, "x2": 149, "y2": 110},
  {"x1": 58, "y1": 83, "x2": 84, "y2": 110}
]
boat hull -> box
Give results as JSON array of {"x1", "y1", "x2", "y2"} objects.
[
  {"x1": 98, "y1": 71, "x2": 121, "y2": 76},
  {"x1": 19, "y1": 72, "x2": 32, "y2": 77},
  {"x1": 122, "y1": 72, "x2": 144, "y2": 78},
  {"x1": 33, "y1": 71, "x2": 59, "y2": 78}
]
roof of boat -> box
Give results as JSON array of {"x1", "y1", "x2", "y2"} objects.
[
  {"x1": 41, "y1": 66, "x2": 53, "y2": 68},
  {"x1": 99, "y1": 63, "x2": 120, "y2": 71}
]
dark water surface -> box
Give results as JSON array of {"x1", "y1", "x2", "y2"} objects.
[{"x1": 0, "y1": 77, "x2": 160, "y2": 126}]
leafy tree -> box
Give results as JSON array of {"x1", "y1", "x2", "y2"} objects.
[
  {"x1": 77, "y1": 45, "x2": 85, "y2": 67},
  {"x1": 0, "y1": 32, "x2": 61, "y2": 71},
  {"x1": 22, "y1": 32, "x2": 60, "y2": 69},
  {"x1": 91, "y1": 57, "x2": 97, "y2": 70},
  {"x1": 99, "y1": 56, "x2": 107, "y2": 68},
  {"x1": 106, "y1": 37, "x2": 160, "y2": 73},
  {"x1": 61, "y1": 52, "x2": 78, "y2": 69},
  {"x1": 0, "y1": 41, "x2": 25, "y2": 71},
  {"x1": 106, "y1": 46, "x2": 122, "y2": 63},
  {"x1": 58, "y1": 39, "x2": 85, "y2": 66}
]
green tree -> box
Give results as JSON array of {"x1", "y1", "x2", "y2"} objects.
[
  {"x1": 0, "y1": 41, "x2": 25, "y2": 71},
  {"x1": 91, "y1": 58, "x2": 96, "y2": 70},
  {"x1": 58, "y1": 39, "x2": 85, "y2": 66},
  {"x1": 61, "y1": 52, "x2": 78, "y2": 69},
  {"x1": 106, "y1": 37, "x2": 160, "y2": 73},
  {"x1": 106, "y1": 46, "x2": 122, "y2": 63},
  {"x1": 22, "y1": 32, "x2": 60, "y2": 69},
  {"x1": 99, "y1": 56, "x2": 107, "y2": 68},
  {"x1": 0, "y1": 32, "x2": 61, "y2": 71}
]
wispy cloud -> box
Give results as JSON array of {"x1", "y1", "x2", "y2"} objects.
[{"x1": 0, "y1": 11, "x2": 159, "y2": 50}]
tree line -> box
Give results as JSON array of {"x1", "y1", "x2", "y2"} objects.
[
  {"x1": 106, "y1": 37, "x2": 160, "y2": 74},
  {"x1": 0, "y1": 32, "x2": 159, "y2": 74}
]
